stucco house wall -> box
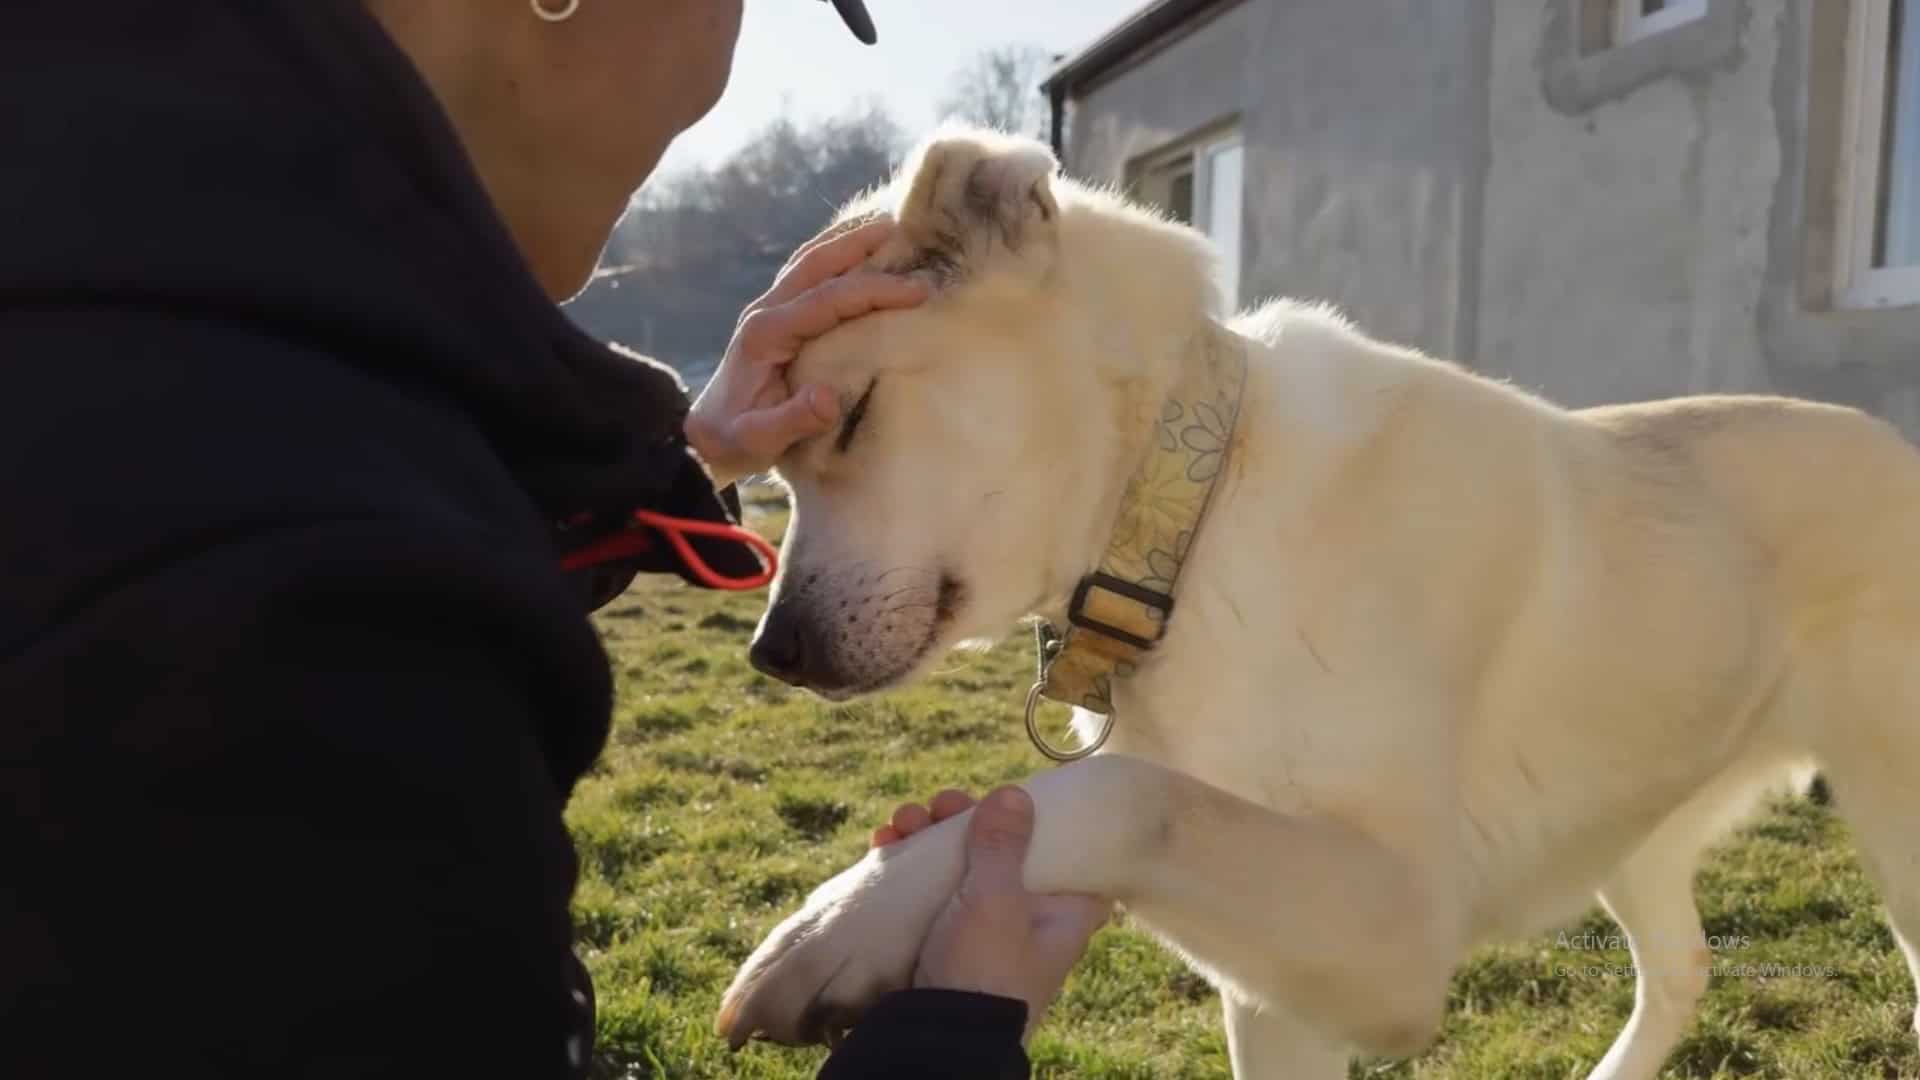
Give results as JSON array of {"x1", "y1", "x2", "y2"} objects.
[{"x1": 1054, "y1": 0, "x2": 1920, "y2": 437}]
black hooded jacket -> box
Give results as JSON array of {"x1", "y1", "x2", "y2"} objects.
[{"x1": 0, "y1": 2, "x2": 1028, "y2": 1077}]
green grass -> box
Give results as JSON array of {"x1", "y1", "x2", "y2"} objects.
[{"x1": 571, "y1": 495, "x2": 1918, "y2": 1079}]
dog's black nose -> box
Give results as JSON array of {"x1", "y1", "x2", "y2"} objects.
[{"x1": 750, "y1": 607, "x2": 809, "y2": 686}]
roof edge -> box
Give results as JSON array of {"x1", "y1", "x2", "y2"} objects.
[{"x1": 1041, "y1": 0, "x2": 1242, "y2": 99}]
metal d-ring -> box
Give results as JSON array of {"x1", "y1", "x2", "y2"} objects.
[
  {"x1": 1024, "y1": 682, "x2": 1114, "y2": 763},
  {"x1": 531, "y1": 0, "x2": 580, "y2": 22}
]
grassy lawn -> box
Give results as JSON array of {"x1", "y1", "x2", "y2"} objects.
[{"x1": 572, "y1": 494, "x2": 1918, "y2": 1079}]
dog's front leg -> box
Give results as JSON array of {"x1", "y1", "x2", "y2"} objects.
[
  {"x1": 1223, "y1": 993, "x2": 1349, "y2": 1080},
  {"x1": 716, "y1": 754, "x2": 1455, "y2": 1060}
]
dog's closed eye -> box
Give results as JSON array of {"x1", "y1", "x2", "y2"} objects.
[{"x1": 835, "y1": 378, "x2": 877, "y2": 453}]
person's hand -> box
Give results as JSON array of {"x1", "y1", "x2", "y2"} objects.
[
  {"x1": 873, "y1": 787, "x2": 1111, "y2": 1039},
  {"x1": 686, "y1": 218, "x2": 929, "y2": 488},
  {"x1": 868, "y1": 786, "x2": 976, "y2": 848}
]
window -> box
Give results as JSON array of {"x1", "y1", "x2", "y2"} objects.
[
  {"x1": 1614, "y1": 0, "x2": 1708, "y2": 46},
  {"x1": 1130, "y1": 129, "x2": 1246, "y2": 309},
  {"x1": 1204, "y1": 139, "x2": 1244, "y2": 309},
  {"x1": 1553, "y1": 0, "x2": 1734, "y2": 107},
  {"x1": 1836, "y1": 0, "x2": 1920, "y2": 308},
  {"x1": 1156, "y1": 158, "x2": 1196, "y2": 226}
]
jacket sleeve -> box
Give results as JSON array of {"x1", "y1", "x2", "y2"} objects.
[
  {"x1": 816, "y1": 990, "x2": 1032, "y2": 1080},
  {"x1": 1, "y1": 517, "x2": 605, "y2": 1080}
]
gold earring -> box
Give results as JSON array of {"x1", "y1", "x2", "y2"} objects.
[{"x1": 531, "y1": 0, "x2": 580, "y2": 23}]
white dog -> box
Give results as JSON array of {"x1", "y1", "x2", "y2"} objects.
[{"x1": 712, "y1": 127, "x2": 1920, "y2": 1079}]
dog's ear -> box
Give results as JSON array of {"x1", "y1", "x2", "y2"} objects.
[{"x1": 894, "y1": 130, "x2": 1060, "y2": 273}]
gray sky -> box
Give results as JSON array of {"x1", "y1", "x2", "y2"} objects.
[{"x1": 653, "y1": 1, "x2": 1146, "y2": 177}]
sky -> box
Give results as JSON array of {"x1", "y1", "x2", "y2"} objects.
[{"x1": 653, "y1": 1, "x2": 1148, "y2": 177}]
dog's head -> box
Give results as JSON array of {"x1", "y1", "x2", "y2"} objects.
[{"x1": 747, "y1": 128, "x2": 1219, "y2": 698}]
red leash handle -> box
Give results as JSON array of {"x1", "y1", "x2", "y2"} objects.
[{"x1": 559, "y1": 509, "x2": 779, "y2": 591}]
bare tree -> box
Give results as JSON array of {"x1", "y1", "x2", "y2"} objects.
[
  {"x1": 935, "y1": 45, "x2": 1053, "y2": 139},
  {"x1": 566, "y1": 102, "x2": 907, "y2": 386}
]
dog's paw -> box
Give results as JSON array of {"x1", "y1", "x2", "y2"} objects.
[{"x1": 715, "y1": 824, "x2": 966, "y2": 1048}]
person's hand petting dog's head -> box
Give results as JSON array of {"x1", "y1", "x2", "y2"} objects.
[{"x1": 686, "y1": 219, "x2": 929, "y2": 488}]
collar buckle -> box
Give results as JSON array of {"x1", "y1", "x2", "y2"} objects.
[{"x1": 1067, "y1": 572, "x2": 1175, "y2": 652}]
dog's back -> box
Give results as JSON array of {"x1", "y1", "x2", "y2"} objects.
[{"x1": 1583, "y1": 394, "x2": 1920, "y2": 627}]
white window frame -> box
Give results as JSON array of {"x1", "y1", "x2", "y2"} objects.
[
  {"x1": 1198, "y1": 135, "x2": 1245, "y2": 310},
  {"x1": 1129, "y1": 127, "x2": 1245, "y2": 310},
  {"x1": 1614, "y1": 0, "x2": 1709, "y2": 46},
  {"x1": 1836, "y1": 0, "x2": 1920, "y2": 309}
]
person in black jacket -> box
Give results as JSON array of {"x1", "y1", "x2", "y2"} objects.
[{"x1": 0, "y1": 1, "x2": 1105, "y2": 1078}]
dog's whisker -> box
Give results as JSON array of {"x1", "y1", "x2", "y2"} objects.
[{"x1": 880, "y1": 601, "x2": 937, "y2": 615}]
